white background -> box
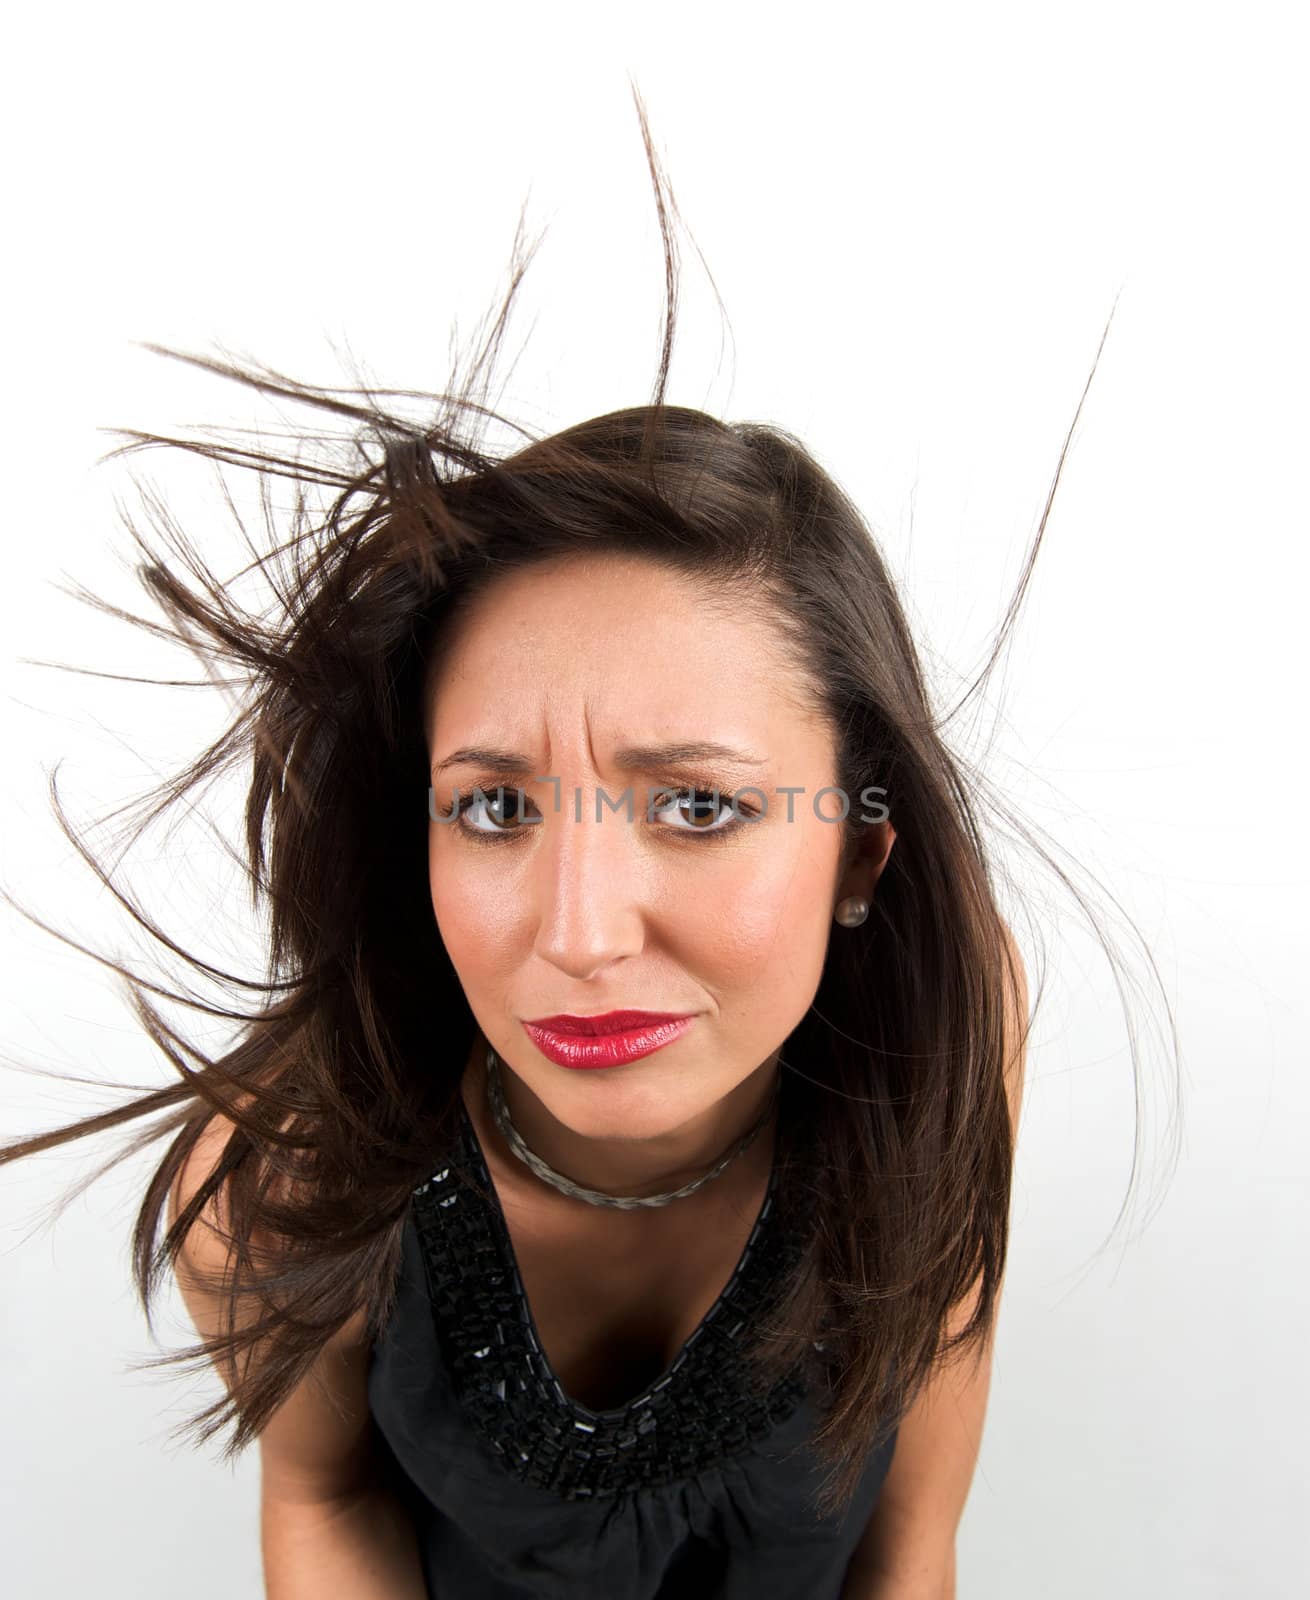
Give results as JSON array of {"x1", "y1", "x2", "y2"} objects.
[{"x1": 1, "y1": 3, "x2": 1305, "y2": 1596}]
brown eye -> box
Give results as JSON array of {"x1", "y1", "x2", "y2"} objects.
[
  {"x1": 651, "y1": 787, "x2": 737, "y2": 833},
  {"x1": 458, "y1": 786, "x2": 534, "y2": 834}
]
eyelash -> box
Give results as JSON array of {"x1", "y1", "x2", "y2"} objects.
[{"x1": 444, "y1": 781, "x2": 761, "y2": 844}]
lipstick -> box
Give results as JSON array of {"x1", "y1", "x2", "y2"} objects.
[{"x1": 521, "y1": 1011, "x2": 696, "y2": 1070}]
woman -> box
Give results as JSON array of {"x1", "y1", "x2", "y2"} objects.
[{"x1": 2, "y1": 116, "x2": 1112, "y2": 1600}]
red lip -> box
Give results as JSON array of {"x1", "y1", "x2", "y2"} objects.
[
  {"x1": 522, "y1": 1013, "x2": 697, "y2": 1069},
  {"x1": 526, "y1": 1010, "x2": 693, "y2": 1036}
]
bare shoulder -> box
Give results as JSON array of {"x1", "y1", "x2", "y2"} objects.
[
  {"x1": 997, "y1": 917, "x2": 1031, "y2": 1136},
  {"x1": 168, "y1": 1104, "x2": 377, "y2": 1505}
]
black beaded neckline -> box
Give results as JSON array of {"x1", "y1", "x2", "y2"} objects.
[{"x1": 409, "y1": 1084, "x2": 815, "y2": 1501}]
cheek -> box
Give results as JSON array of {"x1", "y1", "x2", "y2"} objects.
[
  {"x1": 670, "y1": 823, "x2": 839, "y2": 1008},
  {"x1": 427, "y1": 834, "x2": 521, "y2": 987}
]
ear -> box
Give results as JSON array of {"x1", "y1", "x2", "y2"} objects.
[{"x1": 837, "y1": 818, "x2": 896, "y2": 907}]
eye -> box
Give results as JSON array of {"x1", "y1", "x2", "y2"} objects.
[
  {"x1": 456, "y1": 785, "x2": 538, "y2": 835},
  {"x1": 650, "y1": 787, "x2": 747, "y2": 834}
]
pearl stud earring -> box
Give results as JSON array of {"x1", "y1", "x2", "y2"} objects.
[{"x1": 834, "y1": 895, "x2": 869, "y2": 928}]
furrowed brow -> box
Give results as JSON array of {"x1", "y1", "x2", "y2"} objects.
[{"x1": 431, "y1": 741, "x2": 768, "y2": 777}]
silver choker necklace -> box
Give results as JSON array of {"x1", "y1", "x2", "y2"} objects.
[{"x1": 483, "y1": 1044, "x2": 780, "y2": 1210}]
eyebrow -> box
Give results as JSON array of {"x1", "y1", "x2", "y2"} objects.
[{"x1": 431, "y1": 740, "x2": 769, "y2": 777}]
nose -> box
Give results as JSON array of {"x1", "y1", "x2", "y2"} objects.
[{"x1": 530, "y1": 783, "x2": 646, "y2": 982}]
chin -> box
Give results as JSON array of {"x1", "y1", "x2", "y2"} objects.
[{"x1": 533, "y1": 1074, "x2": 699, "y2": 1143}]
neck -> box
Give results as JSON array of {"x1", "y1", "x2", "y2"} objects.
[{"x1": 462, "y1": 1034, "x2": 781, "y2": 1202}]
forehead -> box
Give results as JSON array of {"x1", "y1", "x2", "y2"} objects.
[{"x1": 425, "y1": 554, "x2": 820, "y2": 750}]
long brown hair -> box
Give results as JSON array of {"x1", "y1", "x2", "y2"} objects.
[{"x1": 0, "y1": 93, "x2": 1177, "y2": 1517}]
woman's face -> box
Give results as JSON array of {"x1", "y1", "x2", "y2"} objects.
[{"x1": 424, "y1": 552, "x2": 867, "y2": 1181}]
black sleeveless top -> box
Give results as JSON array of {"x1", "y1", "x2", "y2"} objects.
[{"x1": 367, "y1": 1074, "x2": 899, "y2": 1599}]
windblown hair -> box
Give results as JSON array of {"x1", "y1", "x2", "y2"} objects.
[{"x1": 0, "y1": 100, "x2": 1175, "y2": 1518}]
